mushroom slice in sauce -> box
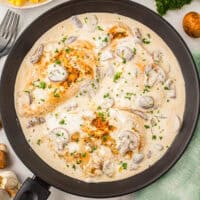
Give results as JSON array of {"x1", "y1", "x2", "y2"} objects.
[
  {"x1": 50, "y1": 128, "x2": 70, "y2": 151},
  {"x1": 174, "y1": 115, "x2": 182, "y2": 133},
  {"x1": 100, "y1": 50, "x2": 113, "y2": 61},
  {"x1": 116, "y1": 46, "x2": 134, "y2": 61},
  {"x1": 95, "y1": 33, "x2": 111, "y2": 49},
  {"x1": 137, "y1": 96, "x2": 154, "y2": 109},
  {"x1": 117, "y1": 130, "x2": 139, "y2": 155},
  {"x1": 144, "y1": 65, "x2": 166, "y2": 86},
  {"x1": 48, "y1": 63, "x2": 68, "y2": 82},
  {"x1": 164, "y1": 79, "x2": 176, "y2": 98},
  {"x1": 66, "y1": 36, "x2": 78, "y2": 44},
  {"x1": 154, "y1": 144, "x2": 164, "y2": 151},
  {"x1": 133, "y1": 153, "x2": 144, "y2": 164},
  {"x1": 131, "y1": 109, "x2": 148, "y2": 120},
  {"x1": 30, "y1": 44, "x2": 44, "y2": 64},
  {"x1": 71, "y1": 15, "x2": 83, "y2": 28},
  {"x1": 103, "y1": 160, "x2": 115, "y2": 177},
  {"x1": 132, "y1": 27, "x2": 142, "y2": 40},
  {"x1": 152, "y1": 50, "x2": 162, "y2": 64},
  {"x1": 85, "y1": 15, "x2": 98, "y2": 32},
  {"x1": 27, "y1": 117, "x2": 45, "y2": 128}
]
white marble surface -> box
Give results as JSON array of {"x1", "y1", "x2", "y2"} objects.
[{"x1": 0, "y1": 0, "x2": 199, "y2": 200}]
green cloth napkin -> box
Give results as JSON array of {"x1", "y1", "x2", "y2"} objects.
[{"x1": 135, "y1": 53, "x2": 200, "y2": 200}]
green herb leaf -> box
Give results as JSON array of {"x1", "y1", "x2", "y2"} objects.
[{"x1": 113, "y1": 72, "x2": 122, "y2": 82}]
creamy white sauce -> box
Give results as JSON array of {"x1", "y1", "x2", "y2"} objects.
[{"x1": 15, "y1": 13, "x2": 185, "y2": 182}]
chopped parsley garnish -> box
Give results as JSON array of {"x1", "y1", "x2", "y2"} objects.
[
  {"x1": 152, "y1": 135, "x2": 157, "y2": 140},
  {"x1": 84, "y1": 17, "x2": 88, "y2": 23},
  {"x1": 61, "y1": 36, "x2": 67, "y2": 43},
  {"x1": 122, "y1": 57, "x2": 126, "y2": 64},
  {"x1": 122, "y1": 162, "x2": 128, "y2": 170},
  {"x1": 164, "y1": 86, "x2": 169, "y2": 90},
  {"x1": 159, "y1": 136, "x2": 163, "y2": 140},
  {"x1": 72, "y1": 164, "x2": 76, "y2": 170},
  {"x1": 144, "y1": 125, "x2": 150, "y2": 129},
  {"x1": 53, "y1": 89, "x2": 60, "y2": 98},
  {"x1": 103, "y1": 37, "x2": 108, "y2": 43},
  {"x1": 82, "y1": 153, "x2": 86, "y2": 157},
  {"x1": 142, "y1": 38, "x2": 151, "y2": 44},
  {"x1": 55, "y1": 60, "x2": 61, "y2": 65},
  {"x1": 37, "y1": 139, "x2": 41, "y2": 145},
  {"x1": 124, "y1": 92, "x2": 135, "y2": 100},
  {"x1": 59, "y1": 119, "x2": 66, "y2": 125},
  {"x1": 143, "y1": 85, "x2": 151, "y2": 93},
  {"x1": 133, "y1": 48, "x2": 137, "y2": 55},
  {"x1": 97, "y1": 25, "x2": 104, "y2": 31},
  {"x1": 103, "y1": 93, "x2": 110, "y2": 98},
  {"x1": 56, "y1": 132, "x2": 64, "y2": 137},
  {"x1": 97, "y1": 106, "x2": 102, "y2": 110},
  {"x1": 97, "y1": 112, "x2": 106, "y2": 121},
  {"x1": 102, "y1": 134, "x2": 108, "y2": 142},
  {"x1": 113, "y1": 72, "x2": 122, "y2": 82},
  {"x1": 65, "y1": 47, "x2": 71, "y2": 53},
  {"x1": 90, "y1": 146, "x2": 97, "y2": 153},
  {"x1": 39, "y1": 81, "x2": 46, "y2": 89},
  {"x1": 76, "y1": 160, "x2": 82, "y2": 164}
]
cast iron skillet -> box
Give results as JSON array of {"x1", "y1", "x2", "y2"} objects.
[{"x1": 0, "y1": 0, "x2": 199, "y2": 199}]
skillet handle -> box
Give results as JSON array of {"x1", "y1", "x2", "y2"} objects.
[{"x1": 14, "y1": 176, "x2": 51, "y2": 200}]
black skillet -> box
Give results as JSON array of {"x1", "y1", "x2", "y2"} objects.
[{"x1": 0, "y1": 0, "x2": 199, "y2": 199}]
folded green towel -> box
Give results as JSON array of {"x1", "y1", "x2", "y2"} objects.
[{"x1": 135, "y1": 53, "x2": 200, "y2": 200}]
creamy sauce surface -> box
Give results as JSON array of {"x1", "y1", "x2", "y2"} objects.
[{"x1": 15, "y1": 13, "x2": 185, "y2": 182}]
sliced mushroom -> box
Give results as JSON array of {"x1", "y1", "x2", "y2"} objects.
[
  {"x1": 100, "y1": 50, "x2": 113, "y2": 61},
  {"x1": 154, "y1": 144, "x2": 163, "y2": 151},
  {"x1": 85, "y1": 15, "x2": 98, "y2": 32},
  {"x1": 66, "y1": 36, "x2": 78, "y2": 44},
  {"x1": 157, "y1": 67, "x2": 166, "y2": 83},
  {"x1": 80, "y1": 80, "x2": 98, "y2": 98},
  {"x1": 105, "y1": 65, "x2": 115, "y2": 78},
  {"x1": 164, "y1": 79, "x2": 176, "y2": 98},
  {"x1": 145, "y1": 65, "x2": 166, "y2": 86},
  {"x1": 0, "y1": 189, "x2": 9, "y2": 200},
  {"x1": 48, "y1": 63, "x2": 68, "y2": 82},
  {"x1": 132, "y1": 27, "x2": 142, "y2": 42},
  {"x1": 116, "y1": 46, "x2": 134, "y2": 61},
  {"x1": 65, "y1": 102, "x2": 78, "y2": 112},
  {"x1": 131, "y1": 109, "x2": 148, "y2": 120},
  {"x1": 174, "y1": 115, "x2": 182, "y2": 133},
  {"x1": 71, "y1": 15, "x2": 83, "y2": 28},
  {"x1": 103, "y1": 160, "x2": 115, "y2": 177},
  {"x1": 117, "y1": 130, "x2": 139, "y2": 155},
  {"x1": 95, "y1": 33, "x2": 111, "y2": 49},
  {"x1": 137, "y1": 96, "x2": 154, "y2": 109},
  {"x1": 27, "y1": 117, "x2": 45, "y2": 128},
  {"x1": 152, "y1": 51, "x2": 162, "y2": 64},
  {"x1": 50, "y1": 128, "x2": 70, "y2": 151},
  {"x1": 133, "y1": 153, "x2": 144, "y2": 164},
  {"x1": 100, "y1": 98, "x2": 114, "y2": 109},
  {"x1": 30, "y1": 44, "x2": 44, "y2": 64}
]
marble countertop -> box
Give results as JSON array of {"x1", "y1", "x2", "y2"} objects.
[{"x1": 0, "y1": 0, "x2": 199, "y2": 200}]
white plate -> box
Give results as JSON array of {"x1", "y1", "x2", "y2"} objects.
[{"x1": 0, "y1": 0, "x2": 53, "y2": 9}]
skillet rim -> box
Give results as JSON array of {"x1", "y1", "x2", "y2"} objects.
[{"x1": 0, "y1": 0, "x2": 199, "y2": 198}]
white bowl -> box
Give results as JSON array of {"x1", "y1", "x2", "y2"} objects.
[{"x1": 0, "y1": 0, "x2": 53, "y2": 9}]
